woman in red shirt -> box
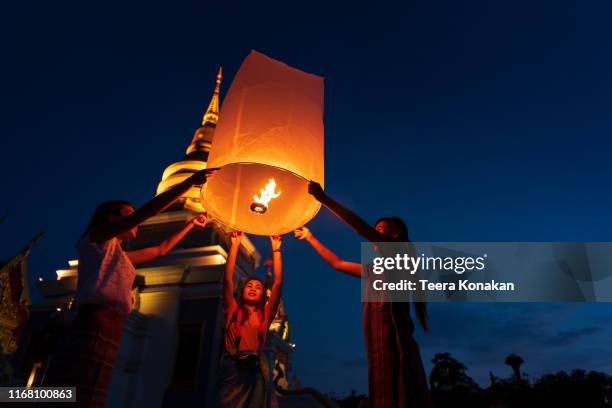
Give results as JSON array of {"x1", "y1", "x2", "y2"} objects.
[{"x1": 216, "y1": 231, "x2": 283, "y2": 408}]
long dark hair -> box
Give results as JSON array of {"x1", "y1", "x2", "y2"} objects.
[
  {"x1": 376, "y1": 216, "x2": 429, "y2": 332},
  {"x1": 81, "y1": 200, "x2": 133, "y2": 239}
]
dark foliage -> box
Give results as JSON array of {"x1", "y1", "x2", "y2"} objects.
[{"x1": 333, "y1": 353, "x2": 612, "y2": 408}]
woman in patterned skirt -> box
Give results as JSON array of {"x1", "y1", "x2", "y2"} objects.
[
  {"x1": 43, "y1": 167, "x2": 216, "y2": 407},
  {"x1": 294, "y1": 181, "x2": 433, "y2": 408}
]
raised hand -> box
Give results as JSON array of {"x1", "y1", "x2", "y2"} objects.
[
  {"x1": 190, "y1": 212, "x2": 208, "y2": 228},
  {"x1": 294, "y1": 226, "x2": 312, "y2": 241},
  {"x1": 307, "y1": 181, "x2": 326, "y2": 202},
  {"x1": 270, "y1": 235, "x2": 282, "y2": 251},
  {"x1": 188, "y1": 167, "x2": 219, "y2": 185},
  {"x1": 230, "y1": 230, "x2": 243, "y2": 247}
]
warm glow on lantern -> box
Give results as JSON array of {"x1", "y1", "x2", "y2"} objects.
[
  {"x1": 250, "y1": 178, "x2": 281, "y2": 214},
  {"x1": 201, "y1": 50, "x2": 324, "y2": 235}
]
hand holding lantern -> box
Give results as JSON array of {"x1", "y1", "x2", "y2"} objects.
[
  {"x1": 187, "y1": 167, "x2": 219, "y2": 186},
  {"x1": 270, "y1": 235, "x2": 282, "y2": 251},
  {"x1": 294, "y1": 226, "x2": 312, "y2": 241},
  {"x1": 190, "y1": 213, "x2": 208, "y2": 228},
  {"x1": 307, "y1": 181, "x2": 326, "y2": 203},
  {"x1": 230, "y1": 230, "x2": 243, "y2": 247}
]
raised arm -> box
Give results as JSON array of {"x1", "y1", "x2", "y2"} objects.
[
  {"x1": 126, "y1": 213, "x2": 208, "y2": 265},
  {"x1": 308, "y1": 181, "x2": 389, "y2": 243},
  {"x1": 90, "y1": 168, "x2": 218, "y2": 244},
  {"x1": 294, "y1": 226, "x2": 362, "y2": 278},
  {"x1": 266, "y1": 235, "x2": 283, "y2": 318},
  {"x1": 223, "y1": 230, "x2": 242, "y2": 314}
]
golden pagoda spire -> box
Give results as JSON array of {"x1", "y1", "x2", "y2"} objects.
[
  {"x1": 185, "y1": 67, "x2": 222, "y2": 156},
  {"x1": 157, "y1": 66, "x2": 223, "y2": 209},
  {"x1": 202, "y1": 67, "x2": 222, "y2": 126}
]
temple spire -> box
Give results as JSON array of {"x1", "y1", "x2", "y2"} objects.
[
  {"x1": 157, "y1": 66, "x2": 223, "y2": 209},
  {"x1": 202, "y1": 67, "x2": 222, "y2": 126},
  {"x1": 185, "y1": 67, "x2": 222, "y2": 156}
]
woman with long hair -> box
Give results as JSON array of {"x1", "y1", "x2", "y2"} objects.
[
  {"x1": 293, "y1": 181, "x2": 432, "y2": 408},
  {"x1": 43, "y1": 167, "x2": 217, "y2": 407},
  {"x1": 217, "y1": 231, "x2": 283, "y2": 408}
]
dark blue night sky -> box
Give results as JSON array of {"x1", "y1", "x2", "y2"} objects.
[{"x1": 2, "y1": 0, "x2": 612, "y2": 395}]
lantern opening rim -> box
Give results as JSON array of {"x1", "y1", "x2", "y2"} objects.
[{"x1": 201, "y1": 162, "x2": 323, "y2": 236}]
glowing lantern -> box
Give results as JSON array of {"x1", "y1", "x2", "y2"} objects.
[{"x1": 201, "y1": 50, "x2": 324, "y2": 235}]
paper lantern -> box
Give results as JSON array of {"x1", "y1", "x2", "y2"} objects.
[{"x1": 201, "y1": 50, "x2": 324, "y2": 235}]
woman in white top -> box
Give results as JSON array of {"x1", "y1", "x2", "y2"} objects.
[{"x1": 43, "y1": 167, "x2": 217, "y2": 408}]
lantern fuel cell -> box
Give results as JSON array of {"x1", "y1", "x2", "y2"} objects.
[
  {"x1": 202, "y1": 50, "x2": 324, "y2": 235},
  {"x1": 250, "y1": 178, "x2": 281, "y2": 214}
]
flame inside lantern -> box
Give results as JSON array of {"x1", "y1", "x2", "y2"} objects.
[{"x1": 250, "y1": 178, "x2": 281, "y2": 214}]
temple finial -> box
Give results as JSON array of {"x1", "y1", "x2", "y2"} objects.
[
  {"x1": 184, "y1": 67, "x2": 222, "y2": 156},
  {"x1": 202, "y1": 66, "x2": 222, "y2": 126}
]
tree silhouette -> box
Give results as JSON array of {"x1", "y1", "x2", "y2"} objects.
[
  {"x1": 505, "y1": 353, "x2": 524, "y2": 384},
  {"x1": 426, "y1": 351, "x2": 612, "y2": 408},
  {"x1": 429, "y1": 352, "x2": 482, "y2": 407},
  {"x1": 533, "y1": 369, "x2": 612, "y2": 407}
]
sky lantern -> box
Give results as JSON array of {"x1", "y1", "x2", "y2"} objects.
[{"x1": 201, "y1": 50, "x2": 325, "y2": 235}]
